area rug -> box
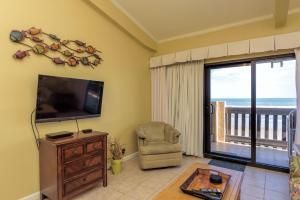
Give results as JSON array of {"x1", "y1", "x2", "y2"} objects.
[{"x1": 208, "y1": 159, "x2": 245, "y2": 172}]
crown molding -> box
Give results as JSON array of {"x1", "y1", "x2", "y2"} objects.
[{"x1": 111, "y1": 0, "x2": 158, "y2": 42}]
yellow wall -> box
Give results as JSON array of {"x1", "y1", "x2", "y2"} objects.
[
  {"x1": 88, "y1": 0, "x2": 157, "y2": 51},
  {"x1": 157, "y1": 12, "x2": 300, "y2": 55},
  {"x1": 0, "y1": 0, "x2": 152, "y2": 199}
]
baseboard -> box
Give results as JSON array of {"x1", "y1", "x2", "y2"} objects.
[
  {"x1": 108, "y1": 151, "x2": 138, "y2": 169},
  {"x1": 19, "y1": 192, "x2": 40, "y2": 200},
  {"x1": 123, "y1": 151, "x2": 138, "y2": 161},
  {"x1": 19, "y1": 152, "x2": 139, "y2": 200}
]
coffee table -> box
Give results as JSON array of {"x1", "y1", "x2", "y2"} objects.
[{"x1": 153, "y1": 163, "x2": 244, "y2": 200}]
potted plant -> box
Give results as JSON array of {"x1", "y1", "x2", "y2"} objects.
[{"x1": 109, "y1": 138, "x2": 125, "y2": 174}]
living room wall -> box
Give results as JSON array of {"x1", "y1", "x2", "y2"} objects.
[{"x1": 0, "y1": 0, "x2": 152, "y2": 199}]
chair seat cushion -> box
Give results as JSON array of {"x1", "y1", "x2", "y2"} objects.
[{"x1": 139, "y1": 142, "x2": 182, "y2": 155}]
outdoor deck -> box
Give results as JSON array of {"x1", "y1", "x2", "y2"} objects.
[
  {"x1": 211, "y1": 102, "x2": 295, "y2": 167},
  {"x1": 211, "y1": 142, "x2": 289, "y2": 167}
]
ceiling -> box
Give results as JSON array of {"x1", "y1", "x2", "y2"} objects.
[{"x1": 112, "y1": 0, "x2": 300, "y2": 42}]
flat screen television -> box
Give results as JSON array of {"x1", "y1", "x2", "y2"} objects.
[{"x1": 35, "y1": 75, "x2": 104, "y2": 123}]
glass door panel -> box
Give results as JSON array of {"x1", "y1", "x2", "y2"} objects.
[
  {"x1": 256, "y1": 59, "x2": 296, "y2": 168},
  {"x1": 209, "y1": 64, "x2": 251, "y2": 159}
]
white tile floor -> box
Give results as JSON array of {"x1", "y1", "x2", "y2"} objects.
[
  {"x1": 74, "y1": 156, "x2": 289, "y2": 200},
  {"x1": 242, "y1": 166, "x2": 289, "y2": 200}
]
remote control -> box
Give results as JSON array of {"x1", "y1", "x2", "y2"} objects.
[
  {"x1": 191, "y1": 189, "x2": 221, "y2": 200},
  {"x1": 199, "y1": 188, "x2": 221, "y2": 193}
]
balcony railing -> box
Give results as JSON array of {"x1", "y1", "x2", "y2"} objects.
[{"x1": 211, "y1": 102, "x2": 296, "y2": 149}]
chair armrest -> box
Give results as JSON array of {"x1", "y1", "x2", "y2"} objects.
[
  {"x1": 136, "y1": 127, "x2": 147, "y2": 146},
  {"x1": 174, "y1": 130, "x2": 181, "y2": 137},
  {"x1": 164, "y1": 124, "x2": 181, "y2": 144},
  {"x1": 172, "y1": 129, "x2": 180, "y2": 143},
  {"x1": 136, "y1": 129, "x2": 146, "y2": 140}
]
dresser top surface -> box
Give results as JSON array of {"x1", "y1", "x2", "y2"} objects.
[{"x1": 39, "y1": 131, "x2": 108, "y2": 145}]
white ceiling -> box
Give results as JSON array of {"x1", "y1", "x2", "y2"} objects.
[{"x1": 112, "y1": 0, "x2": 300, "y2": 42}]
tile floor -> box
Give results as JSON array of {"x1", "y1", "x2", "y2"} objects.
[{"x1": 74, "y1": 156, "x2": 289, "y2": 200}]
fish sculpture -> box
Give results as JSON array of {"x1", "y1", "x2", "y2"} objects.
[
  {"x1": 10, "y1": 30, "x2": 25, "y2": 42},
  {"x1": 48, "y1": 34, "x2": 60, "y2": 42},
  {"x1": 76, "y1": 49, "x2": 84, "y2": 53},
  {"x1": 10, "y1": 27, "x2": 103, "y2": 68},
  {"x1": 62, "y1": 50, "x2": 73, "y2": 57},
  {"x1": 74, "y1": 40, "x2": 86, "y2": 47},
  {"x1": 27, "y1": 27, "x2": 41, "y2": 35},
  {"x1": 61, "y1": 40, "x2": 70, "y2": 45},
  {"x1": 31, "y1": 36, "x2": 43, "y2": 43},
  {"x1": 80, "y1": 57, "x2": 90, "y2": 65},
  {"x1": 49, "y1": 43, "x2": 60, "y2": 51},
  {"x1": 32, "y1": 44, "x2": 47, "y2": 54},
  {"x1": 86, "y1": 45, "x2": 96, "y2": 54},
  {"x1": 67, "y1": 57, "x2": 78, "y2": 67},
  {"x1": 93, "y1": 58, "x2": 101, "y2": 66},
  {"x1": 14, "y1": 50, "x2": 30, "y2": 59},
  {"x1": 52, "y1": 57, "x2": 65, "y2": 65}
]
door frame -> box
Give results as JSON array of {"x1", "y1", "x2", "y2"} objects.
[{"x1": 203, "y1": 53, "x2": 295, "y2": 172}]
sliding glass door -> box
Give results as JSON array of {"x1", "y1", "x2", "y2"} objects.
[
  {"x1": 208, "y1": 64, "x2": 252, "y2": 160},
  {"x1": 255, "y1": 59, "x2": 296, "y2": 168},
  {"x1": 204, "y1": 54, "x2": 296, "y2": 169}
]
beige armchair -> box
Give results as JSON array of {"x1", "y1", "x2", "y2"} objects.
[{"x1": 136, "y1": 122, "x2": 182, "y2": 169}]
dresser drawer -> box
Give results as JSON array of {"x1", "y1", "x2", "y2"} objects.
[
  {"x1": 63, "y1": 145, "x2": 84, "y2": 162},
  {"x1": 86, "y1": 140, "x2": 103, "y2": 153},
  {"x1": 64, "y1": 155, "x2": 103, "y2": 179},
  {"x1": 64, "y1": 169, "x2": 102, "y2": 195}
]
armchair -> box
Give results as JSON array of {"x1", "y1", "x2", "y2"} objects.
[{"x1": 136, "y1": 122, "x2": 182, "y2": 169}]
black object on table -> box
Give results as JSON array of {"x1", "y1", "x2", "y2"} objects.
[
  {"x1": 82, "y1": 129, "x2": 93, "y2": 133},
  {"x1": 209, "y1": 174, "x2": 223, "y2": 184}
]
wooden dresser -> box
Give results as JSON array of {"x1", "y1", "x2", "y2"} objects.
[{"x1": 39, "y1": 131, "x2": 108, "y2": 200}]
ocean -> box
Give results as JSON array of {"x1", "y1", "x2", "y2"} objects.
[{"x1": 211, "y1": 98, "x2": 296, "y2": 107}]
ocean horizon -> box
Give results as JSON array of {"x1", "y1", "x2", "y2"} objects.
[{"x1": 211, "y1": 98, "x2": 296, "y2": 107}]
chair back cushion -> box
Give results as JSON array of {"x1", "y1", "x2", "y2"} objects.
[{"x1": 143, "y1": 122, "x2": 165, "y2": 142}]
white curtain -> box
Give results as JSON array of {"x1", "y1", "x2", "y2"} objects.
[
  {"x1": 151, "y1": 61, "x2": 204, "y2": 157},
  {"x1": 166, "y1": 61, "x2": 204, "y2": 157},
  {"x1": 295, "y1": 49, "x2": 300, "y2": 145},
  {"x1": 151, "y1": 66, "x2": 167, "y2": 122}
]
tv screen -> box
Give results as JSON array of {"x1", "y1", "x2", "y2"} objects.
[{"x1": 35, "y1": 75, "x2": 104, "y2": 123}]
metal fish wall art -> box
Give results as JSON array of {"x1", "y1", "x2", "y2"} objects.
[{"x1": 10, "y1": 27, "x2": 103, "y2": 68}]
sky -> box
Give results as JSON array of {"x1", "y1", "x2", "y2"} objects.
[{"x1": 211, "y1": 60, "x2": 296, "y2": 99}]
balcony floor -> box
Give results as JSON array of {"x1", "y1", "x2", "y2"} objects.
[{"x1": 211, "y1": 142, "x2": 289, "y2": 168}]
